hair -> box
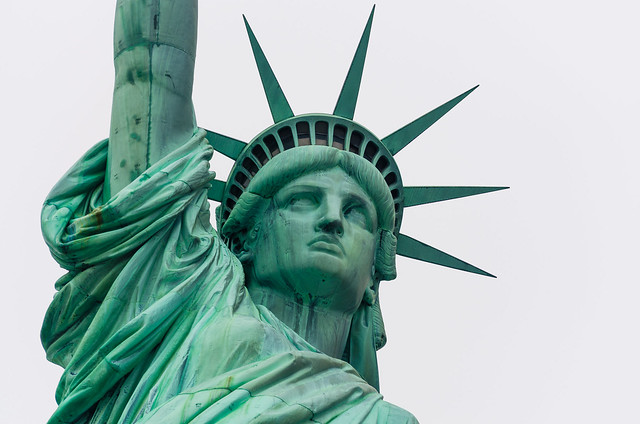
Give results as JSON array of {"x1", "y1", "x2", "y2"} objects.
[{"x1": 220, "y1": 145, "x2": 397, "y2": 281}]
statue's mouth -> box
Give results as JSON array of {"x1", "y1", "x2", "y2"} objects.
[{"x1": 308, "y1": 235, "x2": 344, "y2": 256}]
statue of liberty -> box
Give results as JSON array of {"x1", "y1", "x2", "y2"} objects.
[{"x1": 40, "y1": 1, "x2": 505, "y2": 423}]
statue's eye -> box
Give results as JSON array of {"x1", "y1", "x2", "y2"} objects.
[
  {"x1": 287, "y1": 193, "x2": 317, "y2": 210},
  {"x1": 344, "y1": 204, "x2": 371, "y2": 230}
]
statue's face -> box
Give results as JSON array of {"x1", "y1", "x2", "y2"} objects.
[{"x1": 249, "y1": 167, "x2": 378, "y2": 314}]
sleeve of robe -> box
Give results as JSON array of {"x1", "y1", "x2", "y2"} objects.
[{"x1": 40, "y1": 130, "x2": 418, "y2": 424}]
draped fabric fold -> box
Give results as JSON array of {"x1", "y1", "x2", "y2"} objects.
[{"x1": 41, "y1": 130, "x2": 417, "y2": 424}]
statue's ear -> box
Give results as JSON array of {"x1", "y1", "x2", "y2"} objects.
[
  {"x1": 229, "y1": 225, "x2": 259, "y2": 264},
  {"x1": 235, "y1": 246, "x2": 253, "y2": 263},
  {"x1": 366, "y1": 231, "x2": 393, "y2": 305},
  {"x1": 375, "y1": 230, "x2": 397, "y2": 281}
]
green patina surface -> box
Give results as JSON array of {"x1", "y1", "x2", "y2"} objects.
[
  {"x1": 41, "y1": 1, "x2": 505, "y2": 423},
  {"x1": 106, "y1": 0, "x2": 198, "y2": 199}
]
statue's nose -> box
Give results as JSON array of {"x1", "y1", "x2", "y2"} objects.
[
  {"x1": 317, "y1": 216, "x2": 344, "y2": 236},
  {"x1": 316, "y1": 198, "x2": 344, "y2": 236}
]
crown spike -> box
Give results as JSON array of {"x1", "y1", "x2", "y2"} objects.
[
  {"x1": 205, "y1": 130, "x2": 247, "y2": 160},
  {"x1": 382, "y1": 85, "x2": 479, "y2": 155},
  {"x1": 333, "y1": 6, "x2": 375, "y2": 119},
  {"x1": 243, "y1": 16, "x2": 294, "y2": 123},
  {"x1": 207, "y1": 179, "x2": 227, "y2": 202},
  {"x1": 396, "y1": 234, "x2": 495, "y2": 277},
  {"x1": 404, "y1": 186, "x2": 509, "y2": 207}
]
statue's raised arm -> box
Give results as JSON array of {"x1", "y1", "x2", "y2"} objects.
[{"x1": 106, "y1": 0, "x2": 198, "y2": 198}]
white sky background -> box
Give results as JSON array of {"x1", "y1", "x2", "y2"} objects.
[{"x1": 1, "y1": 0, "x2": 639, "y2": 422}]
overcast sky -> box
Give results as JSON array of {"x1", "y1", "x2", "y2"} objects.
[{"x1": 2, "y1": 1, "x2": 639, "y2": 422}]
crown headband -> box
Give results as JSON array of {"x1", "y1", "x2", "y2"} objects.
[{"x1": 205, "y1": 7, "x2": 506, "y2": 278}]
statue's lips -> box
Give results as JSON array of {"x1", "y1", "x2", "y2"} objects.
[{"x1": 308, "y1": 235, "x2": 344, "y2": 256}]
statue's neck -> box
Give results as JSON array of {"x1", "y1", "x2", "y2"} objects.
[{"x1": 247, "y1": 284, "x2": 352, "y2": 359}]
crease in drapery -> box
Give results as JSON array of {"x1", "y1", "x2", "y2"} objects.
[{"x1": 41, "y1": 130, "x2": 227, "y2": 422}]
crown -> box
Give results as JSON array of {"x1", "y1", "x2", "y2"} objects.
[{"x1": 205, "y1": 7, "x2": 506, "y2": 278}]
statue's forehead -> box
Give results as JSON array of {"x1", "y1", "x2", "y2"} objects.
[{"x1": 275, "y1": 167, "x2": 375, "y2": 204}]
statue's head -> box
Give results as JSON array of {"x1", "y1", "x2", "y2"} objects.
[
  {"x1": 215, "y1": 115, "x2": 403, "y2": 346},
  {"x1": 221, "y1": 145, "x2": 397, "y2": 316}
]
